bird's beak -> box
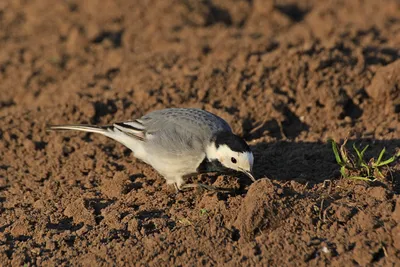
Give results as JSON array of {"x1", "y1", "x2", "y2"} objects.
[{"x1": 240, "y1": 168, "x2": 256, "y2": 182}]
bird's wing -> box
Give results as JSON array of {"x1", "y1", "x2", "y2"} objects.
[{"x1": 114, "y1": 108, "x2": 232, "y2": 155}]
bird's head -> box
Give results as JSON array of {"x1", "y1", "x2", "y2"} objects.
[{"x1": 206, "y1": 131, "x2": 255, "y2": 182}]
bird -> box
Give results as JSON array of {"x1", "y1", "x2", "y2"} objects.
[{"x1": 47, "y1": 108, "x2": 255, "y2": 191}]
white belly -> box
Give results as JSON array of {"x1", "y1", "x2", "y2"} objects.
[{"x1": 109, "y1": 130, "x2": 205, "y2": 181}]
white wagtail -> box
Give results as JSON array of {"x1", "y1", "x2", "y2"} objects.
[{"x1": 48, "y1": 108, "x2": 255, "y2": 191}]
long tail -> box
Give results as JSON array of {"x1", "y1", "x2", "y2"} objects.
[
  {"x1": 47, "y1": 124, "x2": 112, "y2": 135},
  {"x1": 47, "y1": 123, "x2": 145, "y2": 150}
]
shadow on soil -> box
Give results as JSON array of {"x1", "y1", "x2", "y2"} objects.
[{"x1": 250, "y1": 138, "x2": 400, "y2": 193}]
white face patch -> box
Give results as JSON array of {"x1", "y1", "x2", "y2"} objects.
[{"x1": 206, "y1": 143, "x2": 253, "y2": 173}]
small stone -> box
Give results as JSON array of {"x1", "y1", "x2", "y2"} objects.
[
  {"x1": 10, "y1": 221, "x2": 31, "y2": 237},
  {"x1": 344, "y1": 116, "x2": 352, "y2": 123}
]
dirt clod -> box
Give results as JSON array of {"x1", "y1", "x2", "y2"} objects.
[
  {"x1": 64, "y1": 198, "x2": 96, "y2": 226},
  {"x1": 234, "y1": 179, "x2": 289, "y2": 241}
]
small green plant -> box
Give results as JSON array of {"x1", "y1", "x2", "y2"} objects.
[
  {"x1": 330, "y1": 138, "x2": 399, "y2": 181},
  {"x1": 200, "y1": 208, "x2": 208, "y2": 216}
]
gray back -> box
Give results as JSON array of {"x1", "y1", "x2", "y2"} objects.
[{"x1": 140, "y1": 108, "x2": 232, "y2": 155}]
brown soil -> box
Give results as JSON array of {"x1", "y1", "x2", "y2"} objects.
[{"x1": 1, "y1": 0, "x2": 400, "y2": 266}]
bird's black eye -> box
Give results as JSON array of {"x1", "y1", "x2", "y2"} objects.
[{"x1": 231, "y1": 157, "x2": 237, "y2": 164}]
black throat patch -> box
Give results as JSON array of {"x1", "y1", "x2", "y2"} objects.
[{"x1": 214, "y1": 131, "x2": 250, "y2": 153}]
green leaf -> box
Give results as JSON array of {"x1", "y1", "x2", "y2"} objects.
[
  {"x1": 331, "y1": 140, "x2": 344, "y2": 165},
  {"x1": 353, "y1": 143, "x2": 367, "y2": 167},
  {"x1": 200, "y1": 208, "x2": 208, "y2": 216},
  {"x1": 375, "y1": 155, "x2": 396, "y2": 167},
  {"x1": 360, "y1": 145, "x2": 369, "y2": 157},
  {"x1": 375, "y1": 148, "x2": 386, "y2": 165},
  {"x1": 340, "y1": 166, "x2": 347, "y2": 177},
  {"x1": 353, "y1": 143, "x2": 361, "y2": 158}
]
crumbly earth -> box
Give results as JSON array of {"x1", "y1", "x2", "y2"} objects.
[{"x1": 0, "y1": 0, "x2": 400, "y2": 266}]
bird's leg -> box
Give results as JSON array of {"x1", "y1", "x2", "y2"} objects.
[
  {"x1": 165, "y1": 176, "x2": 186, "y2": 193},
  {"x1": 165, "y1": 177, "x2": 181, "y2": 193},
  {"x1": 173, "y1": 183, "x2": 179, "y2": 193}
]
